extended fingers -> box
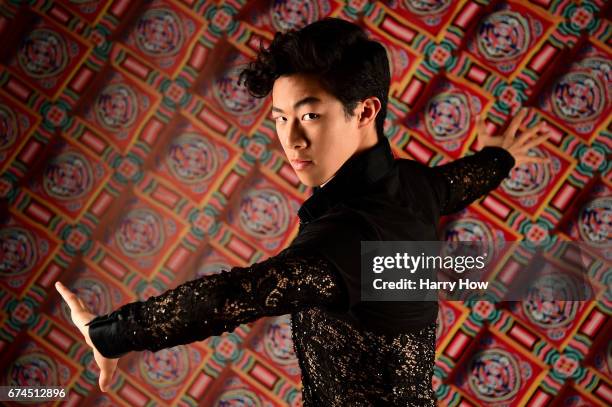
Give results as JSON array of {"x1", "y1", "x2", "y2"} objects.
[
  {"x1": 99, "y1": 372, "x2": 110, "y2": 392},
  {"x1": 518, "y1": 121, "x2": 550, "y2": 144},
  {"x1": 506, "y1": 107, "x2": 529, "y2": 139},
  {"x1": 99, "y1": 361, "x2": 118, "y2": 393},
  {"x1": 519, "y1": 132, "x2": 553, "y2": 151},
  {"x1": 517, "y1": 156, "x2": 551, "y2": 164}
]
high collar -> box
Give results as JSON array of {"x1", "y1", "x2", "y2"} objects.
[{"x1": 297, "y1": 137, "x2": 395, "y2": 224}]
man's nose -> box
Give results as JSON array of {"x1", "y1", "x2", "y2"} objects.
[{"x1": 286, "y1": 120, "x2": 308, "y2": 149}]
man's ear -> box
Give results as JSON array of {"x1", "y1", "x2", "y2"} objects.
[{"x1": 357, "y1": 96, "x2": 381, "y2": 129}]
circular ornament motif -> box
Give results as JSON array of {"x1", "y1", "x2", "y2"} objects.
[
  {"x1": 551, "y1": 71, "x2": 605, "y2": 123},
  {"x1": 522, "y1": 273, "x2": 581, "y2": 328},
  {"x1": 43, "y1": 151, "x2": 94, "y2": 200},
  {"x1": 9, "y1": 353, "x2": 58, "y2": 386},
  {"x1": 424, "y1": 92, "x2": 471, "y2": 143},
  {"x1": 166, "y1": 132, "x2": 219, "y2": 184},
  {"x1": 468, "y1": 349, "x2": 521, "y2": 402},
  {"x1": 18, "y1": 28, "x2": 68, "y2": 78},
  {"x1": 94, "y1": 83, "x2": 139, "y2": 131},
  {"x1": 140, "y1": 346, "x2": 189, "y2": 387},
  {"x1": 135, "y1": 8, "x2": 184, "y2": 57},
  {"x1": 270, "y1": 0, "x2": 320, "y2": 31},
  {"x1": 213, "y1": 65, "x2": 265, "y2": 115},
  {"x1": 115, "y1": 208, "x2": 165, "y2": 257},
  {"x1": 238, "y1": 188, "x2": 290, "y2": 239},
  {"x1": 0, "y1": 227, "x2": 38, "y2": 278},
  {"x1": 477, "y1": 11, "x2": 530, "y2": 62}
]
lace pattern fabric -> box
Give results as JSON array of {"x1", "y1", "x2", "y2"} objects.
[
  {"x1": 292, "y1": 307, "x2": 437, "y2": 406},
  {"x1": 87, "y1": 248, "x2": 347, "y2": 356}
]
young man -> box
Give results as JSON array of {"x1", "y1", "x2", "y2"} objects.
[{"x1": 56, "y1": 18, "x2": 551, "y2": 406}]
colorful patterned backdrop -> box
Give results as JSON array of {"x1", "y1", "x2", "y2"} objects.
[{"x1": 0, "y1": 0, "x2": 610, "y2": 405}]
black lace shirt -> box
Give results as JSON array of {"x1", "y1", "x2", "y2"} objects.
[{"x1": 86, "y1": 138, "x2": 515, "y2": 406}]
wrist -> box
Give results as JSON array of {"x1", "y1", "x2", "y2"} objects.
[
  {"x1": 481, "y1": 146, "x2": 516, "y2": 173},
  {"x1": 87, "y1": 312, "x2": 130, "y2": 359}
]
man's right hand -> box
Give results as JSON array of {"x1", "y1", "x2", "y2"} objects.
[
  {"x1": 55, "y1": 281, "x2": 119, "y2": 392},
  {"x1": 475, "y1": 107, "x2": 553, "y2": 166}
]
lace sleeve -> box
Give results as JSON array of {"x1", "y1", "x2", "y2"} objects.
[
  {"x1": 85, "y1": 248, "x2": 348, "y2": 358},
  {"x1": 428, "y1": 146, "x2": 515, "y2": 215}
]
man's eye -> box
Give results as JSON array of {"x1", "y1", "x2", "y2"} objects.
[
  {"x1": 274, "y1": 116, "x2": 287, "y2": 123},
  {"x1": 302, "y1": 113, "x2": 320, "y2": 121}
]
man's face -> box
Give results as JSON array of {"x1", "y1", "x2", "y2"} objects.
[{"x1": 271, "y1": 74, "x2": 363, "y2": 187}]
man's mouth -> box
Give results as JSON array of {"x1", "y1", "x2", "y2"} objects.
[{"x1": 291, "y1": 159, "x2": 313, "y2": 170}]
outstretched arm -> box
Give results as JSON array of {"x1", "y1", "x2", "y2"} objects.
[
  {"x1": 428, "y1": 146, "x2": 515, "y2": 214},
  {"x1": 83, "y1": 247, "x2": 347, "y2": 358},
  {"x1": 428, "y1": 107, "x2": 552, "y2": 215}
]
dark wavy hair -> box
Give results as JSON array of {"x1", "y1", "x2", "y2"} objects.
[{"x1": 239, "y1": 17, "x2": 390, "y2": 139}]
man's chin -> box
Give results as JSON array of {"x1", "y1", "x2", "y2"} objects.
[{"x1": 297, "y1": 177, "x2": 321, "y2": 188}]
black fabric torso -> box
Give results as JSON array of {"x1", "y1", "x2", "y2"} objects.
[
  {"x1": 285, "y1": 136, "x2": 447, "y2": 405},
  {"x1": 289, "y1": 136, "x2": 441, "y2": 334}
]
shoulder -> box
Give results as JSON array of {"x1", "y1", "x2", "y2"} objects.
[
  {"x1": 394, "y1": 158, "x2": 443, "y2": 212},
  {"x1": 395, "y1": 158, "x2": 442, "y2": 192},
  {"x1": 395, "y1": 158, "x2": 434, "y2": 181}
]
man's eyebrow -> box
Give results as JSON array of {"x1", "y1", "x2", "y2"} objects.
[{"x1": 271, "y1": 96, "x2": 322, "y2": 113}]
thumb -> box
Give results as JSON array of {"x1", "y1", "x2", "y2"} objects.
[{"x1": 99, "y1": 369, "x2": 112, "y2": 392}]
